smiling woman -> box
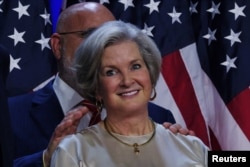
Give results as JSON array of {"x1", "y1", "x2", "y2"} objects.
[
  {"x1": 73, "y1": 21, "x2": 162, "y2": 105},
  {"x1": 50, "y1": 21, "x2": 209, "y2": 167}
]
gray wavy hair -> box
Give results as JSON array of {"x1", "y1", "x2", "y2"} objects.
[{"x1": 73, "y1": 21, "x2": 162, "y2": 102}]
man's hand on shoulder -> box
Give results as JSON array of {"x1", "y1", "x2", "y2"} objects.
[
  {"x1": 163, "y1": 122, "x2": 196, "y2": 136},
  {"x1": 43, "y1": 106, "x2": 89, "y2": 167}
]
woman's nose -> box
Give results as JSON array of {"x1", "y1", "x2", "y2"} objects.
[{"x1": 120, "y1": 72, "x2": 134, "y2": 87}]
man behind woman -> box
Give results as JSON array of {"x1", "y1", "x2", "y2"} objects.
[
  {"x1": 10, "y1": 2, "x2": 193, "y2": 166},
  {"x1": 51, "y1": 21, "x2": 209, "y2": 167}
]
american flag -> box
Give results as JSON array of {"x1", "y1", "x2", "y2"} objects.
[
  {"x1": 0, "y1": 0, "x2": 57, "y2": 96},
  {"x1": 74, "y1": 0, "x2": 249, "y2": 150}
]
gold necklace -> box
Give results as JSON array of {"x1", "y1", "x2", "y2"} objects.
[{"x1": 104, "y1": 118, "x2": 156, "y2": 155}]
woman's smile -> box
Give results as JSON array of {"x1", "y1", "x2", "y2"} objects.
[{"x1": 118, "y1": 90, "x2": 139, "y2": 97}]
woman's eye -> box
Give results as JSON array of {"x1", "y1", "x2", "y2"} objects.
[
  {"x1": 132, "y1": 64, "x2": 141, "y2": 70},
  {"x1": 105, "y1": 70, "x2": 117, "y2": 76}
]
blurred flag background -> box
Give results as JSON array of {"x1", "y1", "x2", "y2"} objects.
[
  {"x1": 0, "y1": 0, "x2": 249, "y2": 150},
  {"x1": 0, "y1": 0, "x2": 58, "y2": 96}
]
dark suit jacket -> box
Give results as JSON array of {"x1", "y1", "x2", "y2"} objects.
[
  {"x1": 0, "y1": 45, "x2": 13, "y2": 167},
  {"x1": 10, "y1": 80, "x2": 175, "y2": 167},
  {"x1": 148, "y1": 103, "x2": 175, "y2": 124},
  {"x1": 9, "y1": 81, "x2": 64, "y2": 166}
]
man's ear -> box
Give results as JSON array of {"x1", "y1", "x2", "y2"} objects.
[{"x1": 50, "y1": 33, "x2": 62, "y2": 59}]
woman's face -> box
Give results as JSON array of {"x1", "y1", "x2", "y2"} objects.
[{"x1": 97, "y1": 40, "x2": 152, "y2": 114}]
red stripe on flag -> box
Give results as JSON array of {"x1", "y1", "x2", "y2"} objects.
[
  {"x1": 209, "y1": 127, "x2": 221, "y2": 150},
  {"x1": 227, "y1": 88, "x2": 250, "y2": 141},
  {"x1": 161, "y1": 51, "x2": 210, "y2": 146}
]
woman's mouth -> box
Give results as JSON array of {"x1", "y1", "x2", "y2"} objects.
[{"x1": 119, "y1": 90, "x2": 139, "y2": 96}]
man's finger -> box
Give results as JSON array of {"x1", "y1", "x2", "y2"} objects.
[{"x1": 162, "y1": 122, "x2": 172, "y2": 129}]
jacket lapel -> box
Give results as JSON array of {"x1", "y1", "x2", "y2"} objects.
[{"x1": 29, "y1": 80, "x2": 64, "y2": 138}]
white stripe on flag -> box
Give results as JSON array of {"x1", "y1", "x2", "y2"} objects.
[
  {"x1": 180, "y1": 43, "x2": 250, "y2": 150},
  {"x1": 153, "y1": 73, "x2": 187, "y2": 128}
]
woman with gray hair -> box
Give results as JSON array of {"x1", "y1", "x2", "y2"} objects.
[{"x1": 51, "y1": 21, "x2": 208, "y2": 167}]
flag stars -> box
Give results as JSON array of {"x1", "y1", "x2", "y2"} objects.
[
  {"x1": 203, "y1": 28, "x2": 217, "y2": 45},
  {"x1": 40, "y1": 8, "x2": 52, "y2": 25},
  {"x1": 189, "y1": 1, "x2": 198, "y2": 14},
  {"x1": 207, "y1": 1, "x2": 220, "y2": 19},
  {"x1": 99, "y1": 0, "x2": 110, "y2": 4},
  {"x1": 141, "y1": 23, "x2": 155, "y2": 37},
  {"x1": 12, "y1": 1, "x2": 30, "y2": 19},
  {"x1": 229, "y1": 3, "x2": 246, "y2": 20},
  {"x1": 0, "y1": 0, "x2": 3, "y2": 12},
  {"x1": 224, "y1": 29, "x2": 241, "y2": 46},
  {"x1": 220, "y1": 55, "x2": 237, "y2": 73},
  {"x1": 119, "y1": 0, "x2": 134, "y2": 11},
  {"x1": 168, "y1": 7, "x2": 182, "y2": 24},
  {"x1": 9, "y1": 55, "x2": 21, "y2": 72},
  {"x1": 144, "y1": 0, "x2": 160, "y2": 14},
  {"x1": 8, "y1": 28, "x2": 25, "y2": 46},
  {"x1": 35, "y1": 33, "x2": 51, "y2": 50}
]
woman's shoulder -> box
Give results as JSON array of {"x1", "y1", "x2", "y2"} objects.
[
  {"x1": 155, "y1": 123, "x2": 208, "y2": 166},
  {"x1": 58, "y1": 124, "x2": 102, "y2": 149},
  {"x1": 156, "y1": 123, "x2": 209, "y2": 150},
  {"x1": 58, "y1": 133, "x2": 83, "y2": 150}
]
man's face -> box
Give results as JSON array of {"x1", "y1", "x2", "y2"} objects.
[
  {"x1": 60, "y1": 8, "x2": 115, "y2": 68},
  {"x1": 55, "y1": 6, "x2": 115, "y2": 89}
]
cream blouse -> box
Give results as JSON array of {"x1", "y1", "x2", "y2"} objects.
[{"x1": 51, "y1": 123, "x2": 208, "y2": 167}]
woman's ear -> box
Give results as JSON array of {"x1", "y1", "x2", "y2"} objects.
[
  {"x1": 95, "y1": 87, "x2": 103, "y2": 101},
  {"x1": 50, "y1": 33, "x2": 62, "y2": 60},
  {"x1": 95, "y1": 92, "x2": 101, "y2": 101}
]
